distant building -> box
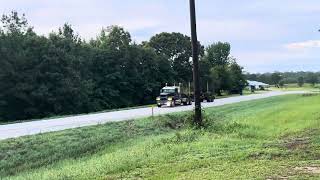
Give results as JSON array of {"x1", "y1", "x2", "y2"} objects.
[{"x1": 247, "y1": 80, "x2": 270, "y2": 91}]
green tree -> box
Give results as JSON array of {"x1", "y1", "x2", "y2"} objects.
[
  {"x1": 92, "y1": 26, "x2": 131, "y2": 50},
  {"x1": 228, "y1": 59, "x2": 247, "y2": 94},
  {"x1": 199, "y1": 59, "x2": 213, "y2": 92},
  {"x1": 0, "y1": 11, "x2": 248, "y2": 122},
  {"x1": 0, "y1": 11, "x2": 39, "y2": 120},
  {"x1": 210, "y1": 65, "x2": 231, "y2": 95},
  {"x1": 279, "y1": 80, "x2": 285, "y2": 88},
  {"x1": 148, "y1": 32, "x2": 193, "y2": 83},
  {"x1": 33, "y1": 24, "x2": 91, "y2": 116},
  {"x1": 1, "y1": 11, "x2": 30, "y2": 34},
  {"x1": 306, "y1": 73, "x2": 318, "y2": 86},
  {"x1": 204, "y1": 42, "x2": 233, "y2": 95},
  {"x1": 271, "y1": 72, "x2": 282, "y2": 87},
  {"x1": 298, "y1": 76, "x2": 304, "y2": 87},
  {"x1": 205, "y1": 42, "x2": 230, "y2": 66}
]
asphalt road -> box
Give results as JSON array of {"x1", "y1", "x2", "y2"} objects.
[{"x1": 0, "y1": 91, "x2": 306, "y2": 140}]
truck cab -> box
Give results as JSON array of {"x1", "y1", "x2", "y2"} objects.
[{"x1": 156, "y1": 86, "x2": 191, "y2": 107}]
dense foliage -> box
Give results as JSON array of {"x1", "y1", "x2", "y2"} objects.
[
  {"x1": 200, "y1": 42, "x2": 247, "y2": 95},
  {"x1": 0, "y1": 12, "x2": 246, "y2": 121}
]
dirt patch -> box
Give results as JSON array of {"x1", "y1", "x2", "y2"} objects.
[
  {"x1": 267, "y1": 166, "x2": 320, "y2": 180},
  {"x1": 265, "y1": 130, "x2": 320, "y2": 179},
  {"x1": 262, "y1": 137, "x2": 311, "y2": 152},
  {"x1": 248, "y1": 151, "x2": 287, "y2": 160},
  {"x1": 283, "y1": 137, "x2": 310, "y2": 150},
  {"x1": 280, "y1": 130, "x2": 320, "y2": 160},
  {"x1": 278, "y1": 129, "x2": 320, "y2": 151},
  {"x1": 294, "y1": 166, "x2": 320, "y2": 174}
]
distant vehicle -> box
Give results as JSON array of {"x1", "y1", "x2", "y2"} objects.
[
  {"x1": 156, "y1": 86, "x2": 192, "y2": 107},
  {"x1": 190, "y1": 91, "x2": 215, "y2": 102},
  {"x1": 200, "y1": 92, "x2": 215, "y2": 102}
]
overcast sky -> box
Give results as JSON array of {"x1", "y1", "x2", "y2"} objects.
[{"x1": 0, "y1": 0, "x2": 319, "y2": 73}]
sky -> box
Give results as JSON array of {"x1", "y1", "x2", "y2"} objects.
[{"x1": 0, "y1": 0, "x2": 319, "y2": 73}]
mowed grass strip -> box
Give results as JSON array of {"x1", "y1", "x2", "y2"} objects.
[{"x1": 1, "y1": 94, "x2": 320, "y2": 179}]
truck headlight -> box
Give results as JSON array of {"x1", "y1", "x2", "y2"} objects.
[
  {"x1": 156, "y1": 97, "x2": 160, "y2": 101},
  {"x1": 167, "y1": 97, "x2": 173, "y2": 101}
]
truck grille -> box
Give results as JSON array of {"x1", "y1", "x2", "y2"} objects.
[{"x1": 160, "y1": 95, "x2": 167, "y2": 101}]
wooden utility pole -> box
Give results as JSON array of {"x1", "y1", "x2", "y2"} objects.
[
  {"x1": 189, "y1": 0, "x2": 202, "y2": 125},
  {"x1": 188, "y1": 82, "x2": 191, "y2": 97}
]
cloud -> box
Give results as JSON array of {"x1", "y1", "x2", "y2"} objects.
[
  {"x1": 234, "y1": 47, "x2": 319, "y2": 73},
  {"x1": 197, "y1": 19, "x2": 285, "y2": 44},
  {"x1": 1, "y1": 0, "x2": 320, "y2": 72},
  {"x1": 284, "y1": 40, "x2": 320, "y2": 50}
]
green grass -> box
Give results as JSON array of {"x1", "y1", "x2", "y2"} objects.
[
  {"x1": 215, "y1": 89, "x2": 255, "y2": 99},
  {"x1": 270, "y1": 83, "x2": 320, "y2": 92},
  {"x1": 1, "y1": 94, "x2": 320, "y2": 179}
]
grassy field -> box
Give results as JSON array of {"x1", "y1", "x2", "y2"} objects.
[
  {"x1": 215, "y1": 89, "x2": 254, "y2": 99},
  {"x1": 1, "y1": 94, "x2": 320, "y2": 179},
  {"x1": 269, "y1": 83, "x2": 320, "y2": 92}
]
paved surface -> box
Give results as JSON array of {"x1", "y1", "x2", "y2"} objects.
[{"x1": 0, "y1": 91, "x2": 306, "y2": 140}]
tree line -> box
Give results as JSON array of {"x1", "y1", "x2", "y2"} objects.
[
  {"x1": 246, "y1": 71, "x2": 320, "y2": 87},
  {"x1": 0, "y1": 11, "x2": 246, "y2": 121}
]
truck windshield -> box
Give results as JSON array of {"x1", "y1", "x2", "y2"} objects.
[{"x1": 161, "y1": 89, "x2": 175, "y2": 93}]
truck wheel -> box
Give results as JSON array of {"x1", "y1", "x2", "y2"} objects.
[
  {"x1": 157, "y1": 105, "x2": 162, "y2": 108},
  {"x1": 170, "y1": 101, "x2": 175, "y2": 107}
]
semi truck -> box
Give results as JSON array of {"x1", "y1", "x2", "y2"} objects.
[
  {"x1": 156, "y1": 82, "x2": 216, "y2": 108},
  {"x1": 156, "y1": 86, "x2": 192, "y2": 107}
]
